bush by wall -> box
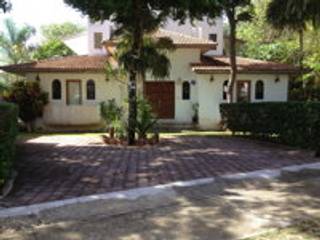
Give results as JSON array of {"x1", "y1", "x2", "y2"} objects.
[
  {"x1": 220, "y1": 102, "x2": 320, "y2": 152},
  {"x1": 0, "y1": 102, "x2": 18, "y2": 188}
]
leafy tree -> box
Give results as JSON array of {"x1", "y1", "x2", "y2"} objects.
[
  {"x1": 41, "y1": 22, "x2": 85, "y2": 40},
  {"x1": 3, "y1": 80, "x2": 48, "y2": 132},
  {"x1": 266, "y1": 0, "x2": 309, "y2": 74},
  {"x1": 216, "y1": 0, "x2": 253, "y2": 103},
  {"x1": 33, "y1": 39, "x2": 74, "y2": 60},
  {"x1": 0, "y1": 19, "x2": 35, "y2": 64},
  {"x1": 0, "y1": 0, "x2": 11, "y2": 13},
  {"x1": 64, "y1": 0, "x2": 208, "y2": 144}
]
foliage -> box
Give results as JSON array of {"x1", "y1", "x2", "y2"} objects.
[
  {"x1": 33, "y1": 39, "x2": 74, "y2": 60},
  {"x1": 64, "y1": 0, "x2": 212, "y2": 145},
  {"x1": 100, "y1": 99, "x2": 125, "y2": 138},
  {"x1": 0, "y1": 19, "x2": 35, "y2": 64},
  {"x1": 136, "y1": 97, "x2": 157, "y2": 139},
  {"x1": 289, "y1": 86, "x2": 320, "y2": 101},
  {"x1": 3, "y1": 80, "x2": 48, "y2": 131},
  {"x1": 220, "y1": 102, "x2": 320, "y2": 153},
  {"x1": 0, "y1": 102, "x2": 18, "y2": 188},
  {"x1": 0, "y1": 0, "x2": 11, "y2": 13},
  {"x1": 40, "y1": 22, "x2": 85, "y2": 40}
]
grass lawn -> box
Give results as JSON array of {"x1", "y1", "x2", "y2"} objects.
[{"x1": 246, "y1": 219, "x2": 320, "y2": 240}]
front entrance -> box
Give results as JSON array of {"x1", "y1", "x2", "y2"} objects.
[{"x1": 144, "y1": 82, "x2": 175, "y2": 119}]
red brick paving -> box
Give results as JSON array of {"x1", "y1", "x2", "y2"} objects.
[{"x1": 0, "y1": 135, "x2": 318, "y2": 208}]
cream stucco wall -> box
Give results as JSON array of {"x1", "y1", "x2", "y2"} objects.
[
  {"x1": 26, "y1": 72, "x2": 126, "y2": 126},
  {"x1": 145, "y1": 48, "x2": 200, "y2": 124},
  {"x1": 197, "y1": 74, "x2": 289, "y2": 129},
  {"x1": 25, "y1": 50, "x2": 290, "y2": 130}
]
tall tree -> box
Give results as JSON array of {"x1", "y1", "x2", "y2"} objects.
[
  {"x1": 41, "y1": 22, "x2": 85, "y2": 40},
  {"x1": 267, "y1": 0, "x2": 308, "y2": 75},
  {"x1": 0, "y1": 19, "x2": 35, "y2": 64},
  {"x1": 64, "y1": 0, "x2": 212, "y2": 144},
  {"x1": 216, "y1": 0, "x2": 253, "y2": 103}
]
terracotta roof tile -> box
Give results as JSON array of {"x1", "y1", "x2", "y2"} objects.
[
  {"x1": 104, "y1": 28, "x2": 217, "y2": 49},
  {"x1": 191, "y1": 56, "x2": 299, "y2": 74},
  {"x1": 0, "y1": 55, "x2": 114, "y2": 74}
]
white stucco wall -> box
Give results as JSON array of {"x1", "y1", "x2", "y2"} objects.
[
  {"x1": 26, "y1": 72, "x2": 126, "y2": 126},
  {"x1": 164, "y1": 17, "x2": 224, "y2": 56},
  {"x1": 145, "y1": 48, "x2": 200, "y2": 124},
  {"x1": 197, "y1": 74, "x2": 289, "y2": 129}
]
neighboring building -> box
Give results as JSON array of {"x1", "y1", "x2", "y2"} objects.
[{"x1": 0, "y1": 18, "x2": 298, "y2": 130}]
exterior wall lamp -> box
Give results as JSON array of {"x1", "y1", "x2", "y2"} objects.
[
  {"x1": 275, "y1": 75, "x2": 280, "y2": 83},
  {"x1": 210, "y1": 75, "x2": 215, "y2": 82}
]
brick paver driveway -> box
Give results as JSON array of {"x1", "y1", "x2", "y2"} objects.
[{"x1": 1, "y1": 134, "x2": 318, "y2": 208}]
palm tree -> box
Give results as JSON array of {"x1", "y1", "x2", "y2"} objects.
[
  {"x1": 0, "y1": 19, "x2": 35, "y2": 64},
  {"x1": 65, "y1": 0, "x2": 207, "y2": 144}
]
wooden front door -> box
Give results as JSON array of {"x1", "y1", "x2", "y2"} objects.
[
  {"x1": 237, "y1": 81, "x2": 251, "y2": 103},
  {"x1": 144, "y1": 82, "x2": 175, "y2": 119}
]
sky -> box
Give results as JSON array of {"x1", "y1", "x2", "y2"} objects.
[{"x1": 0, "y1": 0, "x2": 88, "y2": 42}]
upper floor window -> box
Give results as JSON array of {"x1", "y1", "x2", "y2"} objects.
[
  {"x1": 209, "y1": 33, "x2": 217, "y2": 42},
  {"x1": 87, "y1": 80, "x2": 95, "y2": 100},
  {"x1": 223, "y1": 80, "x2": 228, "y2": 100},
  {"x1": 182, "y1": 81, "x2": 190, "y2": 100},
  {"x1": 94, "y1": 32, "x2": 103, "y2": 49},
  {"x1": 255, "y1": 80, "x2": 264, "y2": 100},
  {"x1": 52, "y1": 79, "x2": 61, "y2": 100}
]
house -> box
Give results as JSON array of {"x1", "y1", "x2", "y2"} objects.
[{"x1": 0, "y1": 18, "x2": 298, "y2": 130}]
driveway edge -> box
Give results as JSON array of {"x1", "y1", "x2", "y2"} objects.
[{"x1": 1, "y1": 162, "x2": 320, "y2": 219}]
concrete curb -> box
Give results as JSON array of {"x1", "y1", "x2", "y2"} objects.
[{"x1": 0, "y1": 162, "x2": 319, "y2": 219}]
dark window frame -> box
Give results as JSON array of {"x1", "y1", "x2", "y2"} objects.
[
  {"x1": 86, "y1": 80, "x2": 96, "y2": 100},
  {"x1": 94, "y1": 32, "x2": 103, "y2": 49},
  {"x1": 52, "y1": 79, "x2": 61, "y2": 100},
  {"x1": 182, "y1": 81, "x2": 191, "y2": 100},
  {"x1": 223, "y1": 80, "x2": 228, "y2": 100},
  {"x1": 255, "y1": 80, "x2": 264, "y2": 100},
  {"x1": 209, "y1": 33, "x2": 217, "y2": 42}
]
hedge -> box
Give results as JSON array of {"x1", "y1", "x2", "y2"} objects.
[
  {"x1": 0, "y1": 102, "x2": 18, "y2": 188},
  {"x1": 220, "y1": 102, "x2": 320, "y2": 151}
]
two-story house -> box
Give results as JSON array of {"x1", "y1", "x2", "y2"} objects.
[{"x1": 0, "y1": 18, "x2": 298, "y2": 130}]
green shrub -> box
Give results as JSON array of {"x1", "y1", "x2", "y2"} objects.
[
  {"x1": 3, "y1": 80, "x2": 48, "y2": 132},
  {"x1": 0, "y1": 102, "x2": 18, "y2": 188},
  {"x1": 100, "y1": 99, "x2": 125, "y2": 138},
  {"x1": 136, "y1": 97, "x2": 158, "y2": 139},
  {"x1": 220, "y1": 102, "x2": 320, "y2": 152}
]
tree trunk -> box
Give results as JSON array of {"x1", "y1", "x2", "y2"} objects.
[
  {"x1": 298, "y1": 28, "x2": 304, "y2": 75},
  {"x1": 227, "y1": 10, "x2": 237, "y2": 103},
  {"x1": 127, "y1": 0, "x2": 143, "y2": 145}
]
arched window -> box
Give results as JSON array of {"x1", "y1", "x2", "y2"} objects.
[
  {"x1": 255, "y1": 80, "x2": 264, "y2": 100},
  {"x1": 182, "y1": 81, "x2": 190, "y2": 100},
  {"x1": 87, "y1": 80, "x2": 95, "y2": 100},
  {"x1": 52, "y1": 79, "x2": 61, "y2": 100},
  {"x1": 223, "y1": 80, "x2": 228, "y2": 100}
]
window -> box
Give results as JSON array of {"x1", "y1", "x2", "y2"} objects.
[
  {"x1": 223, "y1": 80, "x2": 228, "y2": 100},
  {"x1": 86, "y1": 80, "x2": 95, "y2": 100},
  {"x1": 237, "y1": 81, "x2": 251, "y2": 103},
  {"x1": 94, "y1": 32, "x2": 103, "y2": 49},
  {"x1": 209, "y1": 33, "x2": 217, "y2": 42},
  {"x1": 255, "y1": 80, "x2": 264, "y2": 100},
  {"x1": 182, "y1": 81, "x2": 190, "y2": 100},
  {"x1": 52, "y1": 79, "x2": 61, "y2": 100},
  {"x1": 66, "y1": 80, "x2": 82, "y2": 105}
]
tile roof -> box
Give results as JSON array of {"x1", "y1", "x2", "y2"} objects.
[
  {"x1": 104, "y1": 28, "x2": 217, "y2": 49},
  {"x1": 191, "y1": 56, "x2": 299, "y2": 74},
  {"x1": 0, "y1": 55, "x2": 116, "y2": 74}
]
